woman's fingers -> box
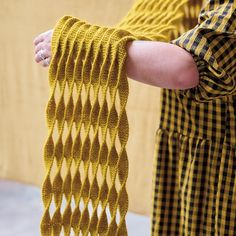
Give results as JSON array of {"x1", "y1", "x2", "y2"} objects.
[
  {"x1": 40, "y1": 57, "x2": 51, "y2": 67},
  {"x1": 33, "y1": 29, "x2": 53, "y2": 45},
  {"x1": 34, "y1": 39, "x2": 52, "y2": 64},
  {"x1": 35, "y1": 42, "x2": 50, "y2": 54},
  {"x1": 33, "y1": 29, "x2": 53, "y2": 67},
  {"x1": 35, "y1": 49, "x2": 51, "y2": 63},
  {"x1": 33, "y1": 32, "x2": 46, "y2": 45}
]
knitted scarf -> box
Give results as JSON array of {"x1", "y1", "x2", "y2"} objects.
[{"x1": 41, "y1": 0, "x2": 202, "y2": 235}]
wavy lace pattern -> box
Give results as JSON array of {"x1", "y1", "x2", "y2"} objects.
[{"x1": 40, "y1": 0, "x2": 200, "y2": 235}]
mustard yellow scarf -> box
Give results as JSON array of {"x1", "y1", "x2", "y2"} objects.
[{"x1": 41, "y1": 0, "x2": 202, "y2": 235}]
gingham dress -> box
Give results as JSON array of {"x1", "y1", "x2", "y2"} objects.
[{"x1": 151, "y1": 0, "x2": 236, "y2": 235}]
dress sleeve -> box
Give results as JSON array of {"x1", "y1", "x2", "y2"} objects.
[{"x1": 171, "y1": 0, "x2": 236, "y2": 102}]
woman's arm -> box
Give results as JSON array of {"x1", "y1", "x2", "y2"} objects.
[
  {"x1": 34, "y1": 31, "x2": 199, "y2": 90},
  {"x1": 126, "y1": 40, "x2": 199, "y2": 89}
]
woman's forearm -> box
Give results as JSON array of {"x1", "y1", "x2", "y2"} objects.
[{"x1": 125, "y1": 40, "x2": 199, "y2": 89}]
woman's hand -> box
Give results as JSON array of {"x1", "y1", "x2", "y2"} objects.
[{"x1": 33, "y1": 29, "x2": 53, "y2": 67}]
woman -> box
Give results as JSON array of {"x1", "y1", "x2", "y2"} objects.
[{"x1": 34, "y1": 0, "x2": 236, "y2": 235}]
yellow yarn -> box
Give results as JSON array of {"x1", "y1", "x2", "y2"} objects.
[{"x1": 41, "y1": 0, "x2": 203, "y2": 235}]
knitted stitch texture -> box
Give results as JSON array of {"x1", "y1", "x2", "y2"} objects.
[{"x1": 41, "y1": 0, "x2": 202, "y2": 235}]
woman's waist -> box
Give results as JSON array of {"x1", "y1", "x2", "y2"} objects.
[{"x1": 159, "y1": 89, "x2": 236, "y2": 145}]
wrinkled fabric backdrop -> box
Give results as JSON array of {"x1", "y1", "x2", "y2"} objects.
[{"x1": 0, "y1": 0, "x2": 161, "y2": 216}]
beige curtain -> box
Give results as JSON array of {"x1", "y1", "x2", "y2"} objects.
[{"x1": 0, "y1": 0, "x2": 161, "y2": 216}]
